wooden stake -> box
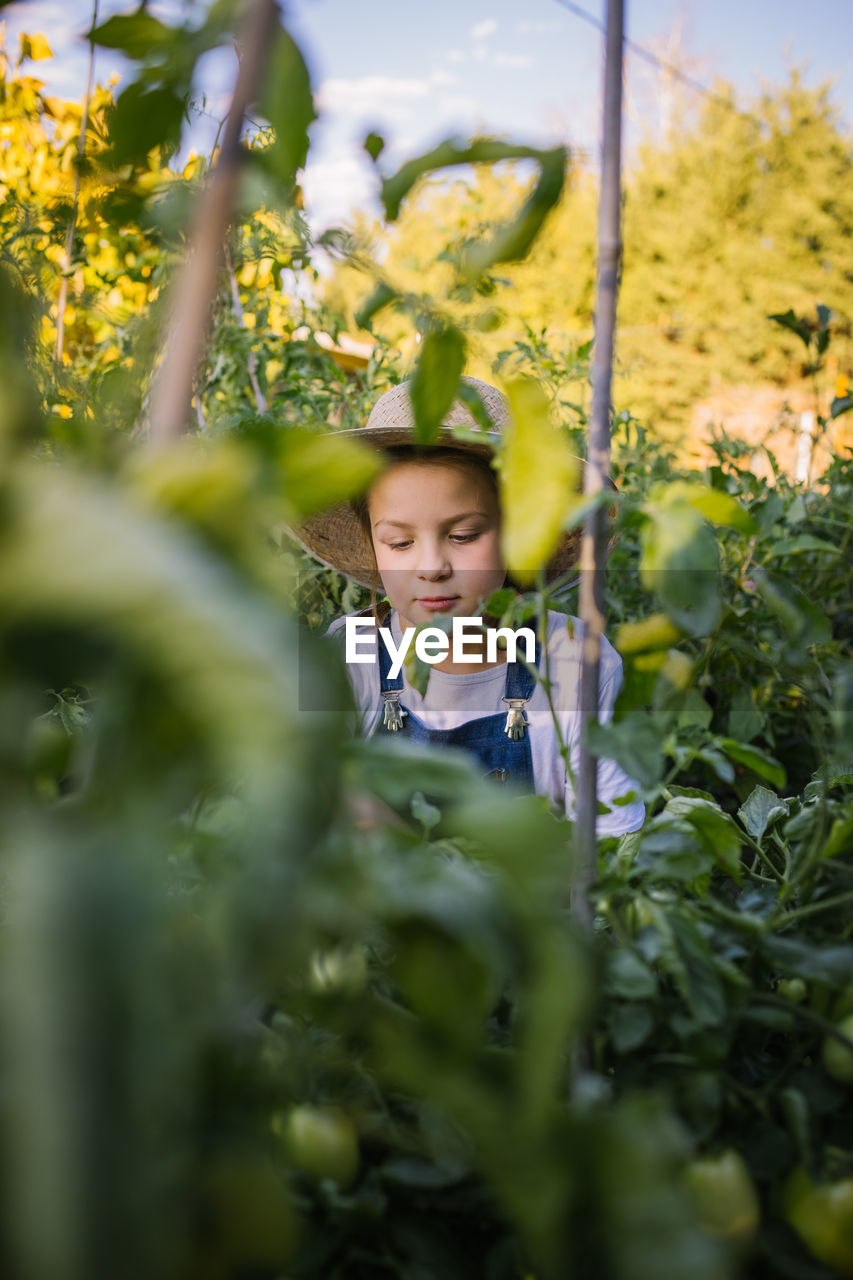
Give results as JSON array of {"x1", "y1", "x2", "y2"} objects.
[
  {"x1": 574, "y1": 0, "x2": 625, "y2": 929},
  {"x1": 148, "y1": 0, "x2": 279, "y2": 444}
]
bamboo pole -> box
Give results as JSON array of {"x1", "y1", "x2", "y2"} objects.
[
  {"x1": 573, "y1": 0, "x2": 625, "y2": 929},
  {"x1": 148, "y1": 0, "x2": 279, "y2": 444}
]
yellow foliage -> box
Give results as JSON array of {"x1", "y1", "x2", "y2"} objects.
[
  {"x1": 499, "y1": 379, "x2": 581, "y2": 581},
  {"x1": 19, "y1": 33, "x2": 53, "y2": 62}
]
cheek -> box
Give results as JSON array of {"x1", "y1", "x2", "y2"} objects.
[{"x1": 468, "y1": 533, "x2": 505, "y2": 576}]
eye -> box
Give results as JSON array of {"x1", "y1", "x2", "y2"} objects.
[
  {"x1": 387, "y1": 539, "x2": 413, "y2": 551},
  {"x1": 449, "y1": 532, "x2": 480, "y2": 544}
]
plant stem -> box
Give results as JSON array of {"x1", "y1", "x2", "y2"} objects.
[
  {"x1": 55, "y1": 0, "x2": 99, "y2": 366},
  {"x1": 224, "y1": 242, "x2": 268, "y2": 414},
  {"x1": 774, "y1": 889, "x2": 853, "y2": 926}
]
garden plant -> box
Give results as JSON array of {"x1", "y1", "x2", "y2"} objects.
[{"x1": 0, "y1": 5, "x2": 850, "y2": 1279}]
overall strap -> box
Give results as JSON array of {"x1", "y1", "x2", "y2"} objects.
[
  {"x1": 377, "y1": 617, "x2": 403, "y2": 693},
  {"x1": 376, "y1": 611, "x2": 406, "y2": 730},
  {"x1": 503, "y1": 629, "x2": 541, "y2": 700}
]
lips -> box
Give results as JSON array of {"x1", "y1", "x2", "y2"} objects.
[{"x1": 417, "y1": 596, "x2": 460, "y2": 610}]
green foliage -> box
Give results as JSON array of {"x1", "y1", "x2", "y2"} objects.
[{"x1": 0, "y1": 9, "x2": 851, "y2": 1280}]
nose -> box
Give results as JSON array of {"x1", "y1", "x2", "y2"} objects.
[{"x1": 416, "y1": 539, "x2": 452, "y2": 582}]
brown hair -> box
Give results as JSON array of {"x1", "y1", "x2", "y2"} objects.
[{"x1": 351, "y1": 445, "x2": 499, "y2": 541}]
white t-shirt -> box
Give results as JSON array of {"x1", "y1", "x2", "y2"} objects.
[{"x1": 328, "y1": 609, "x2": 644, "y2": 837}]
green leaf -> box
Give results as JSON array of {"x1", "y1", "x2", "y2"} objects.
[
  {"x1": 727, "y1": 689, "x2": 764, "y2": 742},
  {"x1": 682, "y1": 485, "x2": 756, "y2": 533},
  {"x1": 640, "y1": 491, "x2": 720, "y2": 635},
  {"x1": 604, "y1": 948, "x2": 658, "y2": 1000},
  {"x1": 403, "y1": 642, "x2": 432, "y2": 697},
  {"x1": 637, "y1": 823, "x2": 712, "y2": 883},
  {"x1": 380, "y1": 1155, "x2": 464, "y2": 1189},
  {"x1": 411, "y1": 791, "x2": 441, "y2": 835},
  {"x1": 459, "y1": 147, "x2": 566, "y2": 277},
  {"x1": 499, "y1": 378, "x2": 581, "y2": 581},
  {"x1": 109, "y1": 81, "x2": 186, "y2": 164},
  {"x1": 354, "y1": 280, "x2": 399, "y2": 331},
  {"x1": 377, "y1": 137, "x2": 565, "y2": 277},
  {"x1": 454, "y1": 379, "x2": 495, "y2": 430},
  {"x1": 768, "y1": 309, "x2": 812, "y2": 350},
  {"x1": 664, "y1": 796, "x2": 743, "y2": 883},
  {"x1": 258, "y1": 24, "x2": 316, "y2": 188},
  {"x1": 737, "y1": 786, "x2": 790, "y2": 841},
  {"x1": 824, "y1": 811, "x2": 853, "y2": 860},
  {"x1": 767, "y1": 535, "x2": 840, "y2": 557},
  {"x1": 750, "y1": 567, "x2": 831, "y2": 650},
  {"x1": 364, "y1": 131, "x2": 385, "y2": 161},
  {"x1": 585, "y1": 710, "x2": 664, "y2": 789},
  {"x1": 668, "y1": 914, "x2": 728, "y2": 1027},
  {"x1": 279, "y1": 429, "x2": 382, "y2": 519},
  {"x1": 830, "y1": 394, "x2": 853, "y2": 419},
  {"x1": 761, "y1": 937, "x2": 853, "y2": 984},
  {"x1": 720, "y1": 739, "x2": 786, "y2": 789},
  {"x1": 0, "y1": 463, "x2": 309, "y2": 805},
  {"x1": 90, "y1": 11, "x2": 174, "y2": 58},
  {"x1": 607, "y1": 1002, "x2": 655, "y2": 1052},
  {"x1": 615, "y1": 612, "x2": 683, "y2": 655},
  {"x1": 409, "y1": 326, "x2": 466, "y2": 445}
]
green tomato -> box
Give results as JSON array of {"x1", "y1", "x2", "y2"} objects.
[
  {"x1": 684, "y1": 1149, "x2": 760, "y2": 1243},
  {"x1": 25, "y1": 715, "x2": 72, "y2": 779},
  {"x1": 778, "y1": 977, "x2": 807, "y2": 1004},
  {"x1": 274, "y1": 1105, "x2": 359, "y2": 1189},
  {"x1": 823, "y1": 1013, "x2": 853, "y2": 1085},
  {"x1": 204, "y1": 1149, "x2": 297, "y2": 1270},
  {"x1": 623, "y1": 896, "x2": 657, "y2": 936},
  {"x1": 308, "y1": 943, "x2": 368, "y2": 996},
  {"x1": 785, "y1": 1165, "x2": 853, "y2": 1277}
]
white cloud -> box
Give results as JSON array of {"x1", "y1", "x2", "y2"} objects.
[
  {"x1": 302, "y1": 148, "x2": 378, "y2": 231},
  {"x1": 517, "y1": 20, "x2": 565, "y2": 34},
  {"x1": 436, "y1": 93, "x2": 479, "y2": 122},
  {"x1": 317, "y1": 75, "x2": 431, "y2": 116},
  {"x1": 447, "y1": 49, "x2": 466, "y2": 64},
  {"x1": 492, "y1": 51, "x2": 533, "y2": 69},
  {"x1": 473, "y1": 44, "x2": 488, "y2": 62},
  {"x1": 430, "y1": 68, "x2": 457, "y2": 88},
  {"x1": 471, "y1": 18, "x2": 497, "y2": 40}
]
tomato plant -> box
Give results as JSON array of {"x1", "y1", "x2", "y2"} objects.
[{"x1": 0, "y1": 7, "x2": 849, "y2": 1280}]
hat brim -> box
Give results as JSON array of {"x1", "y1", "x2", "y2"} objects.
[{"x1": 289, "y1": 423, "x2": 613, "y2": 592}]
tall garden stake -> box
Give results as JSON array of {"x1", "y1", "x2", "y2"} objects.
[
  {"x1": 574, "y1": 0, "x2": 625, "y2": 929},
  {"x1": 149, "y1": 0, "x2": 279, "y2": 443}
]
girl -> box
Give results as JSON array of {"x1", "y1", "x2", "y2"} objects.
[{"x1": 295, "y1": 377, "x2": 644, "y2": 836}]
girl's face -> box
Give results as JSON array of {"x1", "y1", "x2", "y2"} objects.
[{"x1": 368, "y1": 458, "x2": 506, "y2": 632}]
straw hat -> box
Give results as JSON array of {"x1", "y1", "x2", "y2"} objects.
[{"x1": 292, "y1": 376, "x2": 600, "y2": 591}]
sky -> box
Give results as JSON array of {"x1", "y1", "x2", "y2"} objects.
[{"x1": 2, "y1": 0, "x2": 851, "y2": 231}]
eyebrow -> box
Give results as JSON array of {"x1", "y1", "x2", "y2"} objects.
[{"x1": 373, "y1": 510, "x2": 491, "y2": 531}]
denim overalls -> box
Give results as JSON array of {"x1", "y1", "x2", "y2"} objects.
[{"x1": 376, "y1": 620, "x2": 541, "y2": 791}]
